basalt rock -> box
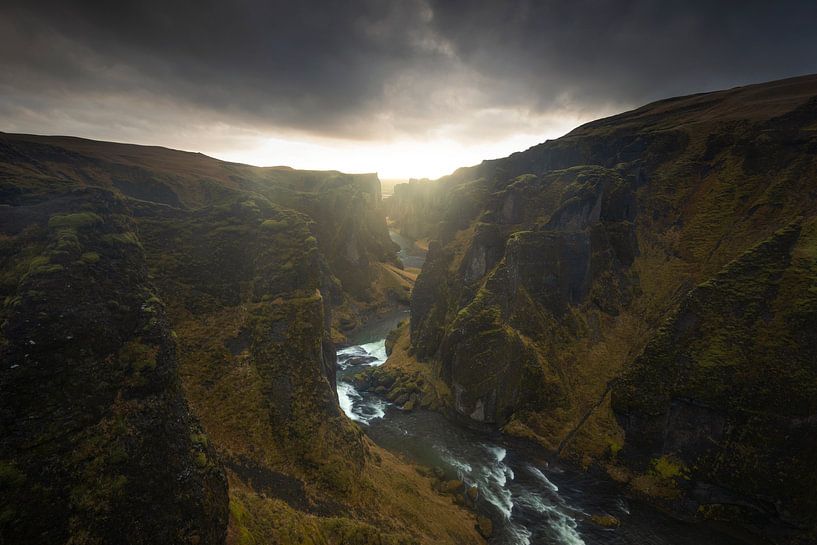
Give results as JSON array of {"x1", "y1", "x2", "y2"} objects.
[
  {"x1": 388, "y1": 74, "x2": 817, "y2": 542},
  {"x1": 0, "y1": 135, "x2": 484, "y2": 544},
  {"x1": 612, "y1": 222, "x2": 817, "y2": 534},
  {"x1": 0, "y1": 189, "x2": 228, "y2": 544}
]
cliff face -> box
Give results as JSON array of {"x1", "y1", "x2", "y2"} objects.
[
  {"x1": 613, "y1": 221, "x2": 817, "y2": 531},
  {"x1": 385, "y1": 179, "x2": 438, "y2": 241},
  {"x1": 388, "y1": 74, "x2": 817, "y2": 540},
  {"x1": 130, "y1": 195, "x2": 362, "y2": 484},
  {"x1": 0, "y1": 133, "x2": 397, "y2": 322},
  {"x1": 0, "y1": 134, "x2": 483, "y2": 545},
  {"x1": 0, "y1": 188, "x2": 228, "y2": 544}
]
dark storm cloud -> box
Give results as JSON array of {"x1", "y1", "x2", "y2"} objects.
[
  {"x1": 425, "y1": 0, "x2": 817, "y2": 109},
  {"x1": 0, "y1": 0, "x2": 450, "y2": 136},
  {"x1": 2, "y1": 0, "x2": 817, "y2": 141}
]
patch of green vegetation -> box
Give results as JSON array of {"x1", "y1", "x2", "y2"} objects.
[
  {"x1": 118, "y1": 339, "x2": 158, "y2": 372},
  {"x1": 453, "y1": 283, "x2": 501, "y2": 326},
  {"x1": 260, "y1": 218, "x2": 289, "y2": 232},
  {"x1": 47, "y1": 212, "x2": 103, "y2": 231},
  {"x1": 102, "y1": 231, "x2": 142, "y2": 248},
  {"x1": 651, "y1": 456, "x2": 687, "y2": 480},
  {"x1": 80, "y1": 252, "x2": 100, "y2": 264},
  {"x1": 239, "y1": 199, "x2": 261, "y2": 213},
  {"x1": 3, "y1": 295, "x2": 22, "y2": 309},
  {"x1": 228, "y1": 488, "x2": 411, "y2": 545},
  {"x1": 27, "y1": 255, "x2": 50, "y2": 269},
  {"x1": 194, "y1": 452, "x2": 208, "y2": 468},
  {"x1": 25, "y1": 255, "x2": 64, "y2": 277},
  {"x1": 213, "y1": 224, "x2": 251, "y2": 235},
  {"x1": 189, "y1": 432, "x2": 208, "y2": 448},
  {"x1": 56, "y1": 230, "x2": 81, "y2": 253}
]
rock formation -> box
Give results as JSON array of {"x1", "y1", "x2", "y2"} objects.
[
  {"x1": 385, "y1": 74, "x2": 817, "y2": 542},
  {"x1": 0, "y1": 134, "x2": 482, "y2": 544}
]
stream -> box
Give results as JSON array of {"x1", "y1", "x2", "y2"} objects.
[{"x1": 335, "y1": 230, "x2": 748, "y2": 545}]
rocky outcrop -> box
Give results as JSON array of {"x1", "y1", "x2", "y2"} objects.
[
  {"x1": 0, "y1": 135, "x2": 482, "y2": 545},
  {"x1": 409, "y1": 165, "x2": 638, "y2": 425},
  {"x1": 612, "y1": 222, "x2": 817, "y2": 535},
  {"x1": 132, "y1": 195, "x2": 366, "y2": 491},
  {"x1": 256, "y1": 171, "x2": 397, "y2": 300},
  {"x1": 0, "y1": 132, "x2": 397, "y2": 318},
  {"x1": 0, "y1": 189, "x2": 228, "y2": 544},
  {"x1": 388, "y1": 74, "x2": 817, "y2": 541}
]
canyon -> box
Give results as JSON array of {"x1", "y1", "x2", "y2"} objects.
[{"x1": 1, "y1": 74, "x2": 816, "y2": 545}]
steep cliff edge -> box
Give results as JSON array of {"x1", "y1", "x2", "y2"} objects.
[
  {"x1": 0, "y1": 133, "x2": 399, "y2": 337},
  {"x1": 612, "y1": 221, "x2": 817, "y2": 537},
  {"x1": 385, "y1": 74, "x2": 817, "y2": 541},
  {"x1": 0, "y1": 188, "x2": 228, "y2": 544},
  {"x1": 0, "y1": 136, "x2": 482, "y2": 544}
]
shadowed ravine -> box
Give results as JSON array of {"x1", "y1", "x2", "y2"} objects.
[{"x1": 336, "y1": 233, "x2": 750, "y2": 545}]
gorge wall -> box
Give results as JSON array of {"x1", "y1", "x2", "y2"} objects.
[
  {"x1": 0, "y1": 134, "x2": 482, "y2": 545},
  {"x1": 3, "y1": 73, "x2": 817, "y2": 545},
  {"x1": 386, "y1": 75, "x2": 817, "y2": 542}
]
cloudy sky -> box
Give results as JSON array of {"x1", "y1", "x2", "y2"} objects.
[{"x1": 2, "y1": 1, "x2": 817, "y2": 179}]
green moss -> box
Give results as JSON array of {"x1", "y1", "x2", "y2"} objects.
[
  {"x1": 237, "y1": 527, "x2": 255, "y2": 545},
  {"x1": 27, "y1": 255, "x2": 50, "y2": 270},
  {"x1": 651, "y1": 456, "x2": 687, "y2": 480},
  {"x1": 229, "y1": 498, "x2": 249, "y2": 524},
  {"x1": 260, "y1": 218, "x2": 289, "y2": 232},
  {"x1": 80, "y1": 252, "x2": 100, "y2": 264},
  {"x1": 118, "y1": 339, "x2": 158, "y2": 372},
  {"x1": 56, "y1": 230, "x2": 81, "y2": 252},
  {"x1": 102, "y1": 231, "x2": 142, "y2": 247},
  {"x1": 25, "y1": 255, "x2": 64, "y2": 277},
  {"x1": 453, "y1": 284, "x2": 501, "y2": 325},
  {"x1": 194, "y1": 452, "x2": 208, "y2": 468},
  {"x1": 70, "y1": 474, "x2": 128, "y2": 514},
  {"x1": 47, "y1": 212, "x2": 103, "y2": 230},
  {"x1": 189, "y1": 432, "x2": 208, "y2": 448},
  {"x1": 213, "y1": 224, "x2": 251, "y2": 235}
]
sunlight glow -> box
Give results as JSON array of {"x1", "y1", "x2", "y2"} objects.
[{"x1": 211, "y1": 116, "x2": 588, "y2": 180}]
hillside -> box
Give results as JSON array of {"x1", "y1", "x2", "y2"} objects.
[
  {"x1": 381, "y1": 74, "x2": 817, "y2": 543},
  {"x1": 3, "y1": 73, "x2": 816, "y2": 545},
  {"x1": 0, "y1": 135, "x2": 482, "y2": 545}
]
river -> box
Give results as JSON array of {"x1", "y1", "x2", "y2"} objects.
[{"x1": 335, "y1": 231, "x2": 748, "y2": 545}]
